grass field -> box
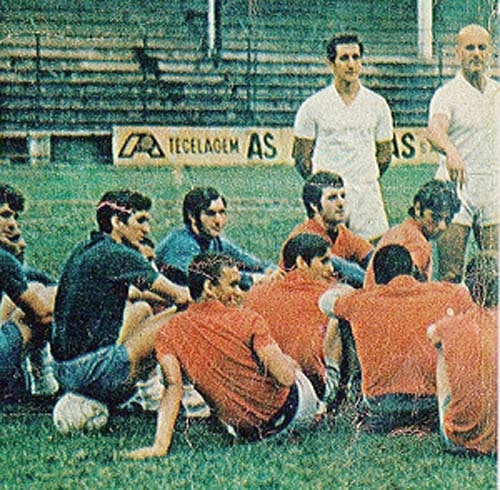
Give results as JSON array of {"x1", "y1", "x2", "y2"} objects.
[{"x1": 0, "y1": 163, "x2": 496, "y2": 489}]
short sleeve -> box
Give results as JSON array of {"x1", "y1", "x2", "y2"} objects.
[
  {"x1": 243, "y1": 308, "x2": 277, "y2": 352},
  {"x1": 375, "y1": 97, "x2": 393, "y2": 142},
  {"x1": 333, "y1": 292, "x2": 355, "y2": 321},
  {"x1": 155, "y1": 320, "x2": 177, "y2": 359},
  {"x1": 429, "y1": 86, "x2": 452, "y2": 121},
  {"x1": 294, "y1": 99, "x2": 316, "y2": 139}
]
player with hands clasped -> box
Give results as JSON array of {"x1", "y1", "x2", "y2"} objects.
[
  {"x1": 246, "y1": 233, "x2": 346, "y2": 410},
  {"x1": 426, "y1": 24, "x2": 499, "y2": 283}
]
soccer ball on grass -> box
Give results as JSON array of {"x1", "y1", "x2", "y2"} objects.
[{"x1": 53, "y1": 392, "x2": 109, "y2": 435}]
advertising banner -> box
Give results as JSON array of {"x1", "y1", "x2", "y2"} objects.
[{"x1": 113, "y1": 126, "x2": 439, "y2": 167}]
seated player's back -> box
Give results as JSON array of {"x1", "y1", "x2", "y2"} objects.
[
  {"x1": 335, "y1": 275, "x2": 473, "y2": 398},
  {"x1": 431, "y1": 304, "x2": 497, "y2": 454},
  {"x1": 245, "y1": 270, "x2": 330, "y2": 394}
]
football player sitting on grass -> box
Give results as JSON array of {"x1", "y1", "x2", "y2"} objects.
[
  {"x1": 155, "y1": 186, "x2": 277, "y2": 291},
  {"x1": 428, "y1": 252, "x2": 497, "y2": 456},
  {"x1": 280, "y1": 172, "x2": 373, "y2": 288},
  {"x1": 50, "y1": 189, "x2": 191, "y2": 434},
  {"x1": 0, "y1": 184, "x2": 55, "y2": 401},
  {"x1": 245, "y1": 233, "x2": 346, "y2": 411},
  {"x1": 126, "y1": 252, "x2": 321, "y2": 460},
  {"x1": 322, "y1": 244, "x2": 474, "y2": 434},
  {"x1": 363, "y1": 179, "x2": 460, "y2": 288}
]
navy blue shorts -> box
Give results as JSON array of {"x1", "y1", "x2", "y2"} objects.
[
  {"x1": 54, "y1": 344, "x2": 135, "y2": 406},
  {"x1": 359, "y1": 393, "x2": 438, "y2": 433},
  {"x1": 0, "y1": 321, "x2": 27, "y2": 397}
]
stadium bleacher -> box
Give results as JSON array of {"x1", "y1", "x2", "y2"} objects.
[{"x1": 0, "y1": 0, "x2": 497, "y2": 163}]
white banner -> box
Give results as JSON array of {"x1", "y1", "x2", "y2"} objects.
[{"x1": 113, "y1": 126, "x2": 439, "y2": 167}]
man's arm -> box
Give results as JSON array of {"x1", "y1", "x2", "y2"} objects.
[
  {"x1": 323, "y1": 318, "x2": 342, "y2": 368},
  {"x1": 427, "y1": 113, "x2": 466, "y2": 187},
  {"x1": 255, "y1": 342, "x2": 297, "y2": 387},
  {"x1": 150, "y1": 274, "x2": 191, "y2": 306},
  {"x1": 125, "y1": 353, "x2": 183, "y2": 459},
  {"x1": 375, "y1": 140, "x2": 392, "y2": 177},
  {"x1": 293, "y1": 137, "x2": 314, "y2": 179}
]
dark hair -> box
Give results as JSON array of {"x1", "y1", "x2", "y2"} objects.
[
  {"x1": 283, "y1": 233, "x2": 330, "y2": 271},
  {"x1": 465, "y1": 252, "x2": 498, "y2": 308},
  {"x1": 326, "y1": 33, "x2": 364, "y2": 63},
  {"x1": 302, "y1": 171, "x2": 344, "y2": 218},
  {"x1": 182, "y1": 187, "x2": 226, "y2": 227},
  {"x1": 96, "y1": 189, "x2": 151, "y2": 233},
  {"x1": 188, "y1": 252, "x2": 235, "y2": 300},
  {"x1": 409, "y1": 180, "x2": 460, "y2": 219},
  {"x1": 0, "y1": 184, "x2": 24, "y2": 214},
  {"x1": 373, "y1": 245, "x2": 414, "y2": 285}
]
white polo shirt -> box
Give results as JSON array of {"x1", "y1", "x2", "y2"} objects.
[
  {"x1": 294, "y1": 83, "x2": 393, "y2": 184},
  {"x1": 429, "y1": 72, "x2": 499, "y2": 177}
]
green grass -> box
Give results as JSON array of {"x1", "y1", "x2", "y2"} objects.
[{"x1": 0, "y1": 162, "x2": 496, "y2": 489}]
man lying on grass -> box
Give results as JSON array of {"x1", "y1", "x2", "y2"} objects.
[{"x1": 126, "y1": 252, "x2": 321, "y2": 459}]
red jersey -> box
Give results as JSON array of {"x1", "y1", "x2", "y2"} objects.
[
  {"x1": 155, "y1": 300, "x2": 289, "y2": 433},
  {"x1": 364, "y1": 218, "x2": 432, "y2": 288},
  {"x1": 280, "y1": 219, "x2": 372, "y2": 268},
  {"x1": 431, "y1": 306, "x2": 498, "y2": 454},
  {"x1": 244, "y1": 270, "x2": 331, "y2": 397},
  {"x1": 334, "y1": 276, "x2": 473, "y2": 398}
]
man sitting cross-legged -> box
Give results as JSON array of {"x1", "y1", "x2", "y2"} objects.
[
  {"x1": 51, "y1": 190, "x2": 190, "y2": 431},
  {"x1": 323, "y1": 244, "x2": 474, "y2": 434},
  {"x1": 281, "y1": 171, "x2": 373, "y2": 288},
  {"x1": 364, "y1": 179, "x2": 460, "y2": 288},
  {"x1": 428, "y1": 252, "x2": 497, "y2": 455},
  {"x1": 126, "y1": 252, "x2": 321, "y2": 460},
  {"x1": 245, "y1": 233, "x2": 346, "y2": 410}
]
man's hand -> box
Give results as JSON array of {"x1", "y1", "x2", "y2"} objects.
[
  {"x1": 171, "y1": 284, "x2": 192, "y2": 306},
  {"x1": 445, "y1": 148, "x2": 467, "y2": 188}
]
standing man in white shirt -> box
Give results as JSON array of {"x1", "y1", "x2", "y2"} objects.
[
  {"x1": 427, "y1": 24, "x2": 499, "y2": 283},
  {"x1": 293, "y1": 33, "x2": 393, "y2": 243}
]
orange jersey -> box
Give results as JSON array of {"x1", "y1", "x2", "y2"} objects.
[
  {"x1": 155, "y1": 300, "x2": 289, "y2": 433},
  {"x1": 431, "y1": 306, "x2": 498, "y2": 454},
  {"x1": 244, "y1": 270, "x2": 332, "y2": 397},
  {"x1": 280, "y1": 219, "x2": 372, "y2": 268},
  {"x1": 334, "y1": 276, "x2": 473, "y2": 398},
  {"x1": 364, "y1": 218, "x2": 432, "y2": 289}
]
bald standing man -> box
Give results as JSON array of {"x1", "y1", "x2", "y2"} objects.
[{"x1": 427, "y1": 24, "x2": 499, "y2": 283}]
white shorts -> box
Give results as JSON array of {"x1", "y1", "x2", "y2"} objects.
[
  {"x1": 344, "y1": 181, "x2": 389, "y2": 241},
  {"x1": 454, "y1": 176, "x2": 499, "y2": 227},
  {"x1": 435, "y1": 168, "x2": 499, "y2": 227},
  {"x1": 274, "y1": 370, "x2": 321, "y2": 440}
]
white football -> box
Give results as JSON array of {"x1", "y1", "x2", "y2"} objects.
[{"x1": 53, "y1": 392, "x2": 109, "y2": 435}]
